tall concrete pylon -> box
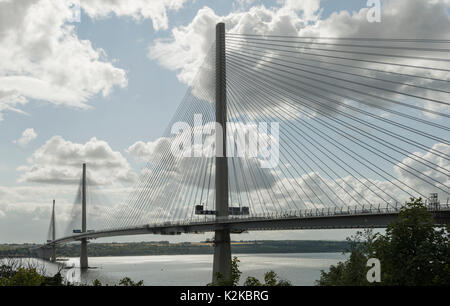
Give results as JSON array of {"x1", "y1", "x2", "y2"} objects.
[
  {"x1": 212, "y1": 22, "x2": 231, "y2": 283},
  {"x1": 80, "y1": 163, "x2": 88, "y2": 269},
  {"x1": 51, "y1": 199, "x2": 56, "y2": 262}
]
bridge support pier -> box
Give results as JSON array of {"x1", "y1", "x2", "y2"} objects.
[
  {"x1": 51, "y1": 245, "x2": 56, "y2": 263},
  {"x1": 213, "y1": 229, "x2": 231, "y2": 282},
  {"x1": 38, "y1": 247, "x2": 52, "y2": 261},
  {"x1": 80, "y1": 239, "x2": 88, "y2": 269},
  {"x1": 212, "y1": 22, "x2": 231, "y2": 284}
]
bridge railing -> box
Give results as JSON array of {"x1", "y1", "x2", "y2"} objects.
[
  {"x1": 47, "y1": 202, "x2": 449, "y2": 245},
  {"x1": 59, "y1": 203, "x2": 450, "y2": 236},
  {"x1": 139, "y1": 202, "x2": 450, "y2": 230}
]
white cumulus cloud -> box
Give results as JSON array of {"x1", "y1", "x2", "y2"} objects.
[
  {"x1": 0, "y1": 0, "x2": 127, "y2": 121},
  {"x1": 18, "y1": 136, "x2": 137, "y2": 185},
  {"x1": 148, "y1": 0, "x2": 450, "y2": 117},
  {"x1": 13, "y1": 128, "x2": 38, "y2": 147},
  {"x1": 127, "y1": 138, "x2": 171, "y2": 163},
  {"x1": 80, "y1": 0, "x2": 190, "y2": 31}
]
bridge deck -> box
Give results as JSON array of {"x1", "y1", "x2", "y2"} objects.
[{"x1": 46, "y1": 206, "x2": 450, "y2": 246}]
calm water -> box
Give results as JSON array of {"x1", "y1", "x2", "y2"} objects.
[{"x1": 34, "y1": 253, "x2": 347, "y2": 286}]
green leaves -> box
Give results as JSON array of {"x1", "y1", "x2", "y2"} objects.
[
  {"x1": 317, "y1": 198, "x2": 450, "y2": 286},
  {"x1": 0, "y1": 268, "x2": 44, "y2": 286},
  {"x1": 211, "y1": 256, "x2": 292, "y2": 286}
]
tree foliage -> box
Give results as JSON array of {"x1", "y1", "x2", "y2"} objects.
[
  {"x1": 211, "y1": 256, "x2": 242, "y2": 286},
  {"x1": 0, "y1": 258, "x2": 143, "y2": 286},
  {"x1": 317, "y1": 198, "x2": 450, "y2": 286},
  {"x1": 243, "y1": 270, "x2": 292, "y2": 286},
  {"x1": 210, "y1": 256, "x2": 292, "y2": 286},
  {"x1": 90, "y1": 277, "x2": 143, "y2": 286},
  {"x1": 118, "y1": 277, "x2": 144, "y2": 286}
]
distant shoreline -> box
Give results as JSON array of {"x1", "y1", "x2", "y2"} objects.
[{"x1": 0, "y1": 240, "x2": 349, "y2": 258}]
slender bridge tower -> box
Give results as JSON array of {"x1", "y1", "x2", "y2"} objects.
[
  {"x1": 51, "y1": 199, "x2": 56, "y2": 262},
  {"x1": 212, "y1": 22, "x2": 231, "y2": 283},
  {"x1": 80, "y1": 163, "x2": 88, "y2": 269}
]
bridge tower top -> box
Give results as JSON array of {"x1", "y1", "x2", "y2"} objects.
[
  {"x1": 215, "y1": 22, "x2": 228, "y2": 219},
  {"x1": 213, "y1": 22, "x2": 232, "y2": 283}
]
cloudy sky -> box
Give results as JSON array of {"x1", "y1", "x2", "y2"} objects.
[{"x1": 0, "y1": 0, "x2": 449, "y2": 243}]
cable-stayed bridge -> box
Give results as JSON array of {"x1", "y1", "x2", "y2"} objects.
[{"x1": 39, "y1": 23, "x2": 450, "y2": 282}]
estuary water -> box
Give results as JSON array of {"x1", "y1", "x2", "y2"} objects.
[{"x1": 36, "y1": 252, "x2": 347, "y2": 286}]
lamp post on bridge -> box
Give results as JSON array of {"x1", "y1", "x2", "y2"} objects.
[{"x1": 212, "y1": 22, "x2": 232, "y2": 283}]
